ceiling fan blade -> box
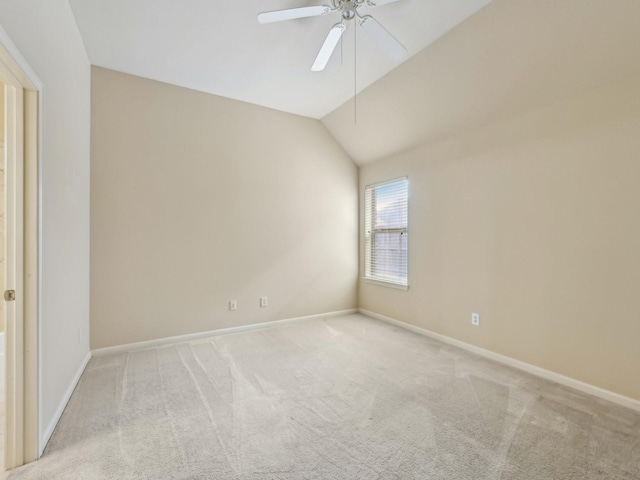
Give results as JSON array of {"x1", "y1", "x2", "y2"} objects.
[
  {"x1": 258, "y1": 5, "x2": 331, "y2": 24},
  {"x1": 369, "y1": 0, "x2": 403, "y2": 5},
  {"x1": 359, "y1": 15, "x2": 408, "y2": 61},
  {"x1": 311, "y1": 23, "x2": 346, "y2": 72}
]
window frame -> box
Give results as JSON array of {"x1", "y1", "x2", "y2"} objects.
[{"x1": 363, "y1": 177, "x2": 409, "y2": 290}]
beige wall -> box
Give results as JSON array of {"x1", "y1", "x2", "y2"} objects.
[
  {"x1": 90, "y1": 67, "x2": 358, "y2": 349},
  {"x1": 0, "y1": 0, "x2": 91, "y2": 450},
  {"x1": 360, "y1": 76, "x2": 640, "y2": 402}
]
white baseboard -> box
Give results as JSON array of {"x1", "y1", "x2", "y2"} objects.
[
  {"x1": 360, "y1": 309, "x2": 640, "y2": 413},
  {"x1": 39, "y1": 351, "x2": 92, "y2": 457},
  {"x1": 92, "y1": 309, "x2": 358, "y2": 357}
]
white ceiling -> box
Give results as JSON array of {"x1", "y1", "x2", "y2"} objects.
[{"x1": 68, "y1": 0, "x2": 490, "y2": 119}]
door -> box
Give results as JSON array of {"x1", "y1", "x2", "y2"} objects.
[
  {"x1": 2, "y1": 58, "x2": 25, "y2": 471},
  {"x1": 0, "y1": 36, "x2": 39, "y2": 469}
]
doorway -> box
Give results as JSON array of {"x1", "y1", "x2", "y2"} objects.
[{"x1": 0, "y1": 35, "x2": 40, "y2": 471}]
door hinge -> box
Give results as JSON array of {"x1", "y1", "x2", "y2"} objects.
[{"x1": 4, "y1": 290, "x2": 16, "y2": 302}]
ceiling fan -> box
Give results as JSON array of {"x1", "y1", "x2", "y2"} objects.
[{"x1": 258, "y1": 0, "x2": 408, "y2": 72}]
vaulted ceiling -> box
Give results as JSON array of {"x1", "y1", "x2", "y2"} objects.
[
  {"x1": 69, "y1": 0, "x2": 640, "y2": 165},
  {"x1": 323, "y1": 0, "x2": 640, "y2": 163},
  {"x1": 68, "y1": 0, "x2": 490, "y2": 119}
]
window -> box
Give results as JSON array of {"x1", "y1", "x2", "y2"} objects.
[{"x1": 364, "y1": 178, "x2": 408, "y2": 288}]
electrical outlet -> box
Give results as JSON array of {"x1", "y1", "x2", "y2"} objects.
[
  {"x1": 471, "y1": 313, "x2": 480, "y2": 327},
  {"x1": 260, "y1": 296, "x2": 268, "y2": 308},
  {"x1": 229, "y1": 300, "x2": 237, "y2": 311}
]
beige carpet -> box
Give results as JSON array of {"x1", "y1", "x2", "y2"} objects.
[{"x1": 8, "y1": 313, "x2": 640, "y2": 479}]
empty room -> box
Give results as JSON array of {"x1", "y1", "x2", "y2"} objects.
[{"x1": 1, "y1": 0, "x2": 640, "y2": 478}]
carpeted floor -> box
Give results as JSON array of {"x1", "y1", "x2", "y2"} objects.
[{"x1": 8, "y1": 314, "x2": 640, "y2": 479}]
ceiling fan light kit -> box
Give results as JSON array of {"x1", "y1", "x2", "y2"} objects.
[{"x1": 258, "y1": 0, "x2": 408, "y2": 72}]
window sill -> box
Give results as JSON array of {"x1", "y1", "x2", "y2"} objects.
[{"x1": 362, "y1": 278, "x2": 409, "y2": 291}]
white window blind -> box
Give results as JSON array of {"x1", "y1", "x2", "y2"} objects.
[{"x1": 364, "y1": 178, "x2": 408, "y2": 287}]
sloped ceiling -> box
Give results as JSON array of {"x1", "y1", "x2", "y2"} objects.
[
  {"x1": 69, "y1": 0, "x2": 640, "y2": 166},
  {"x1": 68, "y1": 0, "x2": 490, "y2": 119},
  {"x1": 322, "y1": 0, "x2": 640, "y2": 164}
]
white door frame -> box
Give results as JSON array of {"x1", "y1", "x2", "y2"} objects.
[{"x1": 0, "y1": 25, "x2": 42, "y2": 469}]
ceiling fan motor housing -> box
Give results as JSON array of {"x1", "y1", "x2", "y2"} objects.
[{"x1": 340, "y1": 1, "x2": 357, "y2": 20}]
